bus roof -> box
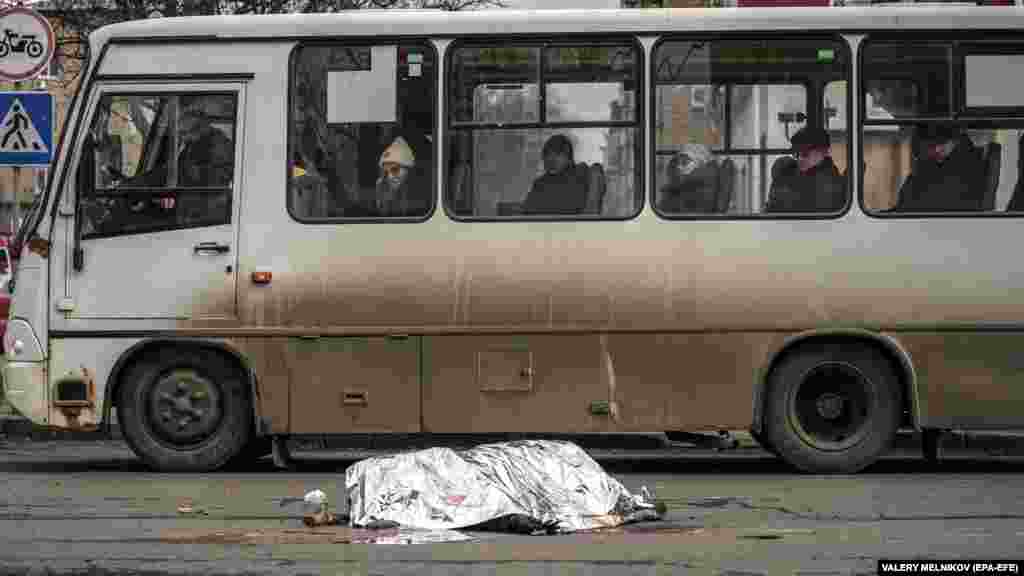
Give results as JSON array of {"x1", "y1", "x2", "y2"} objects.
[{"x1": 90, "y1": 5, "x2": 1024, "y2": 49}]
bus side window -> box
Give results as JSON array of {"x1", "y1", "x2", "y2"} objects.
[
  {"x1": 289, "y1": 43, "x2": 436, "y2": 221},
  {"x1": 652, "y1": 38, "x2": 849, "y2": 217},
  {"x1": 80, "y1": 93, "x2": 236, "y2": 238},
  {"x1": 446, "y1": 43, "x2": 640, "y2": 219},
  {"x1": 862, "y1": 42, "x2": 1020, "y2": 215}
]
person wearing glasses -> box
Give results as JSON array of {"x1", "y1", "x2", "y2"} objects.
[
  {"x1": 369, "y1": 135, "x2": 429, "y2": 218},
  {"x1": 764, "y1": 126, "x2": 846, "y2": 214}
]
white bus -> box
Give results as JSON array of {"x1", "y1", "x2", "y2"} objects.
[{"x1": 5, "y1": 6, "x2": 1024, "y2": 473}]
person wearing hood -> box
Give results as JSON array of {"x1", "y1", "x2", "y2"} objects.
[
  {"x1": 657, "y1": 143, "x2": 720, "y2": 214},
  {"x1": 765, "y1": 126, "x2": 846, "y2": 214},
  {"x1": 891, "y1": 124, "x2": 986, "y2": 212},
  {"x1": 364, "y1": 136, "x2": 429, "y2": 217}
]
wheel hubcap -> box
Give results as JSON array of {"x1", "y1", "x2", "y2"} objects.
[
  {"x1": 788, "y1": 362, "x2": 873, "y2": 452},
  {"x1": 815, "y1": 392, "x2": 845, "y2": 420},
  {"x1": 149, "y1": 368, "x2": 222, "y2": 445}
]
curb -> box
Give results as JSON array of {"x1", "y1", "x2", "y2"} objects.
[
  {"x1": 2, "y1": 415, "x2": 1023, "y2": 456},
  {"x1": 290, "y1": 432, "x2": 674, "y2": 452}
]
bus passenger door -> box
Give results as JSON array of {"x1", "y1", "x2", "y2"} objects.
[{"x1": 65, "y1": 85, "x2": 244, "y2": 321}]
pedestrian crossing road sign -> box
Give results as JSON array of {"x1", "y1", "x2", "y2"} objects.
[{"x1": 0, "y1": 91, "x2": 52, "y2": 166}]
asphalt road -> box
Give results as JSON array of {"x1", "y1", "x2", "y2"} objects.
[{"x1": 1, "y1": 439, "x2": 1023, "y2": 576}]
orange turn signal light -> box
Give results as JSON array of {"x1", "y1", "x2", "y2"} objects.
[{"x1": 251, "y1": 270, "x2": 272, "y2": 284}]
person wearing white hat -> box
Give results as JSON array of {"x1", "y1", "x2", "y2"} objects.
[{"x1": 370, "y1": 136, "x2": 422, "y2": 217}]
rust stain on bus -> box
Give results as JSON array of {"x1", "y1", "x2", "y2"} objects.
[
  {"x1": 224, "y1": 238, "x2": 869, "y2": 335},
  {"x1": 26, "y1": 236, "x2": 50, "y2": 259},
  {"x1": 52, "y1": 366, "x2": 100, "y2": 430}
]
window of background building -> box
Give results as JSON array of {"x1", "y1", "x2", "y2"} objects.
[
  {"x1": 447, "y1": 41, "x2": 641, "y2": 219},
  {"x1": 653, "y1": 38, "x2": 849, "y2": 217}
]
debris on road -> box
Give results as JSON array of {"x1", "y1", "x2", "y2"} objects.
[
  {"x1": 176, "y1": 498, "x2": 208, "y2": 516},
  {"x1": 302, "y1": 489, "x2": 340, "y2": 527},
  {"x1": 343, "y1": 439, "x2": 665, "y2": 534},
  {"x1": 688, "y1": 496, "x2": 744, "y2": 508}
]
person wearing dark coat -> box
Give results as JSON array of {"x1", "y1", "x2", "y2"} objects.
[
  {"x1": 765, "y1": 126, "x2": 846, "y2": 214},
  {"x1": 522, "y1": 134, "x2": 589, "y2": 215},
  {"x1": 106, "y1": 97, "x2": 235, "y2": 231},
  {"x1": 118, "y1": 97, "x2": 234, "y2": 189},
  {"x1": 891, "y1": 125, "x2": 986, "y2": 212},
  {"x1": 657, "y1": 143, "x2": 720, "y2": 214}
]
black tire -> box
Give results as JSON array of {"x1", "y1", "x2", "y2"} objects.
[
  {"x1": 764, "y1": 342, "x2": 901, "y2": 474},
  {"x1": 118, "y1": 346, "x2": 253, "y2": 472}
]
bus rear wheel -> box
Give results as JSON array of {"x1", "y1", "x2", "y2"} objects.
[
  {"x1": 764, "y1": 342, "x2": 901, "y2": 474},
  {"x1": 118, "y1": 346, "x2": 253, "y2": 472}
]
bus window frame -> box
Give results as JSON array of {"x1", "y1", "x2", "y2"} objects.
[
  {"x1": 649, "y1": 34, "x2": 853, "y2": 221},
  {"x1": 78, "y1": 89, "x2": 240, "y2": 240},
  {"x1": 442, "y1": 35, "x2": 645, "y2": 223},
  {"x1": 859, "y1": 34, "x2": 1024, "y2": 219},
  {"x1": 285, "y1": 38, "x2": 440, "y2": 225}
]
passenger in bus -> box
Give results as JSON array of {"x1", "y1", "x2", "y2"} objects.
[
  {"x1": 178, "y1": 96, "x2": 234, "y2": 188},
  {"x1": 290, "y1": 150, "x2": 334, "y2": 218},
  {"x1": 115, "y1": 96, "x2": 233, "y2": 191},
  {"x1": 764, "y1": 126, "x2": 845, "y2": 213},
  {"x1": 522, "y1": 134, "x2": 589, "y2": 215},
  {"x1": 891, "y1": 125, "x2": 986, "y2": 212},
  {"x1": 365, "y1": 136, "x2": 429, "y2": 217},
  {"x1": 657, "y1": 143, "x2": 719, "y2": 214}
]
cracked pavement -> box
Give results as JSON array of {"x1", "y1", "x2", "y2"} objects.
[{"x1": 0, "y1": 439, "x2": 1023, "y2": 575}]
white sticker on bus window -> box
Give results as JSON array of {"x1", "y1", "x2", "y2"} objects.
[
  {"x1": 409, "y1": 63, "x2": 422, "y2": 77},
  {"x1": 327, "y1": 45, "x2": 397, "y2": 123},
  {"x1": 965, "y1": 54, "x2": 1024, "y2": 109}
]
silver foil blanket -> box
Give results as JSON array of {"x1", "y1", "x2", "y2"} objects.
[{"x1": 344, "y1": 440, "x2": 661, "y2": 533}]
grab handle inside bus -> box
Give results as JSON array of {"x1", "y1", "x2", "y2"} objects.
[{"x1": 72, "y1": 134, "x2": 95, "y2": 272}]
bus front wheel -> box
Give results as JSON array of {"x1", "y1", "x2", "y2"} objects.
[
  {"x1": 764, "y1": 342, "x2": 901, "y2": 474},
  {"x1": 118, "y1": 346, "x2": 253, "y2": 472}
]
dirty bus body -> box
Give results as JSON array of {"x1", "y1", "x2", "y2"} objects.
[{"x1": 5, "y1": 7, "x2": 1024, "y2": 473}]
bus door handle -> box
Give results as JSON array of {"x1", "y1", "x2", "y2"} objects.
[{"x1": 193, "y1": 242, "x2": 231, "y2": 255}]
